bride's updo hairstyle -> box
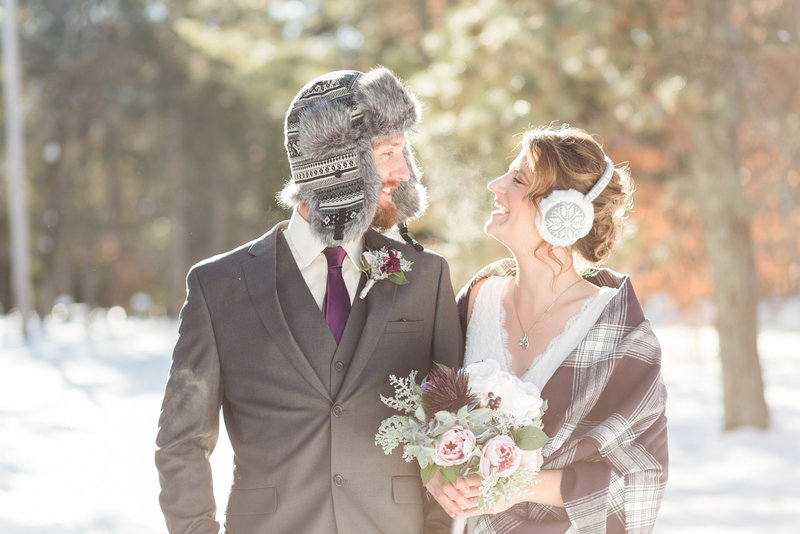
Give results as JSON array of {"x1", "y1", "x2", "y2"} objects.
[{"x1": 520, "y1": 125, "x2": 633, "y2": 265}]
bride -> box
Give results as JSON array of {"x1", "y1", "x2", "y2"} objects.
[{"x1": 427, "y1": 125, "x2": 668, "y2": 533}]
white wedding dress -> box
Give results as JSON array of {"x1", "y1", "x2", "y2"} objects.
[
  {"x1": 464, "y1": 276, "x2": 615, "y2": 389},
  {"x1": 457, "y1": 276, "x2": 615, "y2": 534}
]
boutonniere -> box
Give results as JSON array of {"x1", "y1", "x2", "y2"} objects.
[{"x1": 359, "y1": 246, "x2": 414, "y2": 299}]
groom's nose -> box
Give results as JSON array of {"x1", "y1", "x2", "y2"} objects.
[{"x1": 385, "y1": 156, "x2": 410, "y2": 184}]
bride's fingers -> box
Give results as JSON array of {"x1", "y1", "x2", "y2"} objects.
[
  {"x1": 438, "y1": 495, "x2": 462, "y2": 518},
  {"x1": 426, "y1": 473, "x2": 469, "y2": 518},
  {"x1": 442, "y1": 481, "x2": 476, "y2": 511},
  {"x1": 455, "y1": 477, "x2": 482, "y2": 498}
]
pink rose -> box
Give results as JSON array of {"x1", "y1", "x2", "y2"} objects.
[
  {"x1": 432, "y1": 426, "x2": 476, "y2": 466},
  {"x1": 520, "y1": 447, "x2": 544, "y2": 472},
  {"x1": 479, "y1": 435, "x2": 522, "y2": 477}
]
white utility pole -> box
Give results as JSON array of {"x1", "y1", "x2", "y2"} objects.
[{"x1": 3, "y1": 0, "x2": 34, "y2": 339}]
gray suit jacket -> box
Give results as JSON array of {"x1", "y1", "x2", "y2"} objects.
[{"x1": 155, "y1": 222, "x2": 463, "y2": 534}]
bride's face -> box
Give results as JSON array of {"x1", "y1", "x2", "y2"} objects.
[{"x1": 484, "y1": 150, "x2": 541, "y2": 250}]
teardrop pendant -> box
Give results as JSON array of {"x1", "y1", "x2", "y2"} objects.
[{"x1": 519, "y1": 333, "x2": 529, "y2": 350}]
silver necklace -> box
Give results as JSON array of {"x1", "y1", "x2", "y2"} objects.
[{"x1": 511, "y1": 278, "x2": 583, "y2": 350}]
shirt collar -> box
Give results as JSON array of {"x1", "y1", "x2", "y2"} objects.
[{"x1": 286, "y1": 209, "x2": 364, "y2": 267}]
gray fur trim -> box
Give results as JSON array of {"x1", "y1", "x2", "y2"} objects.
[
  {"x1": 358, "y1": 67, "x2": 422, "y2": 142},
  {"x1": 392, "y1": 145, "x2": 428, "y2": 222},
  {"x1": 279, "y1": 66, "x2": 427, "y2": 244},
  {"x1": 277, "y1": 180, "x2": 300, "y2": 209},
  {"x1": 297, "y1": 98, "x2": 360, "y2": 161}
]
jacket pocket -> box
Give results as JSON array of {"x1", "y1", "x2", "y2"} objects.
[
  {"x1": 384, "y1": 320, "x2": 424, "y2": 334},
  {"x1": 391, "y1": 475, "x2": 424, "y2": 504},
  {"x1": 226, "y1": 486, "x2": 278, "y2": 516}
]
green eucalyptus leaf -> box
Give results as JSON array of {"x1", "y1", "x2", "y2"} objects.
[
  {"x1": 434, "y1": 411, "x2": 457, "y2": 426},
  {"x1": 456, "y1": 404, "x2": 471, "y2": 420},
  {"x1": 468, "y1": 407, "x2": 493, "y2": 425},
  {"x1": 513, "y1": 425, "x2": 549, "y2": 451},
  {"x1": 441, "y1": 465, "x2": 460, "y2": 484},
  {"x1": 388, "y1": 272, "x2": 409, "y2": 285},
  {"x1": 414, "y1": 405, "x2": 427, "y2": 422},
  {"x1": 420, "y1": 463, "x2": 439, "y2": 485}
]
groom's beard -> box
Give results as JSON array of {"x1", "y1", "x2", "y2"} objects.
[{"x1": 372, "y1": 201, "x2": 399, "y2": 231}]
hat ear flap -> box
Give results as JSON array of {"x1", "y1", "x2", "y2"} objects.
[
  {"x1": 391, "y1": 145, "x2": 427, "y2": 222},
  {"x1": 297, "y1": 99, "x2": 360, "y2": 160}
]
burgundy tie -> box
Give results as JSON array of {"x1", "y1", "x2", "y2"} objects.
[{"x1": 322, "y1": 247, "x2": 351, "y2": 343}]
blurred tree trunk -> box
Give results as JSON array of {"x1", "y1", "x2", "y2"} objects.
[
  {"x1": 209, "y1": 156, "x2": 228, "y2": 256},
  {"x1": 101, "y1": 115, "x2": 126, "y2": 306},
  {"x1": 81, "y1": 115, "x2": 103, "y2": 309},
  {"x1": 689, "y1": 0, "x2": 769, "y2": 430},
  {"x1": 3, "y1": 0, "x2": 34, "y2": 336},
  {"x1": 417, "y1": 0, "x2": 430, "y2": 32},
  {"x1": 168, "y1": 103, "x2": 190, "y2": 316},
  {"x1": 39, "y1": 121, "x2": 68, "y2": 315},
  {"x1": 208, "y1": 94, "x2": 228, "y2": 256}
]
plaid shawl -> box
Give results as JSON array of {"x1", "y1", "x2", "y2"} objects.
[{"x1": 456, "y1": 260, "x2": 668, "y2": 534}]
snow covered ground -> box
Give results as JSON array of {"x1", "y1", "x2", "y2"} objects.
[{"x1": 0, "y1": 312, "x2": 798, "y2": 533}]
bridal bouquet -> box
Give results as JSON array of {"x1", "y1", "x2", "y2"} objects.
[{"x1": 375, "y1": 360, "x2": 548, "y2": 510}]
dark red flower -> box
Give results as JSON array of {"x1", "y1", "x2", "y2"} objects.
[{"x1": 382, "y1": 251, "x2": 401, "y2": 273}]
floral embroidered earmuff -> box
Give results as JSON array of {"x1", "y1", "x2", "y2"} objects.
[{"x1": 535, "y1": 156, "x2": 614, "y2": 247}]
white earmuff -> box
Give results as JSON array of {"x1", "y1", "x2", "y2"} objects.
[{"x1": 535, "y1": 156, "x2": 614, "y2": 247}]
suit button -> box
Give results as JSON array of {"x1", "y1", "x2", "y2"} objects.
[
  {"x1": 334, "y1": 361, "x2": 344, "y2": 371},
  {"x1": 332, "y1": 404, "x2": 343, "y2": 417},
  {"x1": 333, "y1": 474, "x2": 344, "y2": 486}
]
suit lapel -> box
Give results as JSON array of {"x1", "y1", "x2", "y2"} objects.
[
  {"x1": 242, "y1": 222, "x2": 332, "y2": 402},
  {"x1": 337, "y1": 230, "x2": 397, "y2": 399}
]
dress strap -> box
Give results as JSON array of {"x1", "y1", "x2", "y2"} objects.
[{"x1": 464, "y1": 276, "x2": 511, "y2": 369}]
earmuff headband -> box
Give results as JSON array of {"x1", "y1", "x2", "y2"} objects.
[
  {"x1": 585, "y1": 156, "x2": 615, "y2": 203},
  {"x1": 535, "y1": 155, "x2": 615, "y2": 248}
]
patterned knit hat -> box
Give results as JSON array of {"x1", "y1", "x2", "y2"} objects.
[{"x1": 279, "y1": 67, "x2": 428, "y2": 246}]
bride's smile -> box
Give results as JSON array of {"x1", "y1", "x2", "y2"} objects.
[{"x1": 484, "y1": 155, "x2": 540, "y2": 251}]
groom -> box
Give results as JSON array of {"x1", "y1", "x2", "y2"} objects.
[{"x1": 155, "y1": 67, "x2": 462, "y2": 533}]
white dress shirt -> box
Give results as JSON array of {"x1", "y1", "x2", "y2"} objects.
[{"x1": 283, "y1": 209, "x2": 364, "y2": 310}]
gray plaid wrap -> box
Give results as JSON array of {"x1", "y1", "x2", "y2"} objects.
[{"x1": 456, "y1": 262, "x2": 669, "y2": 534}]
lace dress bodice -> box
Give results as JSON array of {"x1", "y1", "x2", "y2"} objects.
[{"x1": 464, "y1": 276, "x2": 615, "y2": 390}]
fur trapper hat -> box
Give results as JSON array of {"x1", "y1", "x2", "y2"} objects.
[{"x1": 279, "y1": 67, "x2": 428, "y2": 245}]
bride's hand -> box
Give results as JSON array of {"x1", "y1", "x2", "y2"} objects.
[
  {"x1": 457, "y1": 490, "x2": 517, "y2": 518},
  {"x1": 425, "y1": 472, "x2": 481, "y2": 518},
  {"x1": 447, "y1": 476, "x2": 519, "y2": 519}
]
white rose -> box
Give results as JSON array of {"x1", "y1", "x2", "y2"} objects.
[
  {"x1": 496, "y1": 378, "x2": 543, "y2": 427},
  {"x1": 465, "y1": 360, "x2": 502, "y2": 406},
  {"x1": 466, "y1": 360, "x2": 543, "y2": 427}
]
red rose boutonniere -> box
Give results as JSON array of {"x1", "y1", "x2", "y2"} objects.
[{"x1": 359, "y1": 247, "x2": 413, "y2": 299}]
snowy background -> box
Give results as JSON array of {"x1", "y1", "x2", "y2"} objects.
[{"x1": 0, "y1": 309, "x2": 798, "y2": 533}]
